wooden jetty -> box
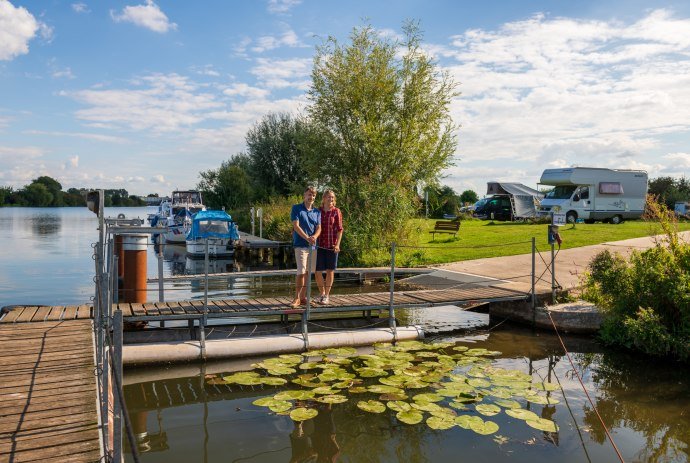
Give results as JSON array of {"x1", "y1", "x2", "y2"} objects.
[{"x1": 0, "y1": 320, "x2": 101, "y2": 463}]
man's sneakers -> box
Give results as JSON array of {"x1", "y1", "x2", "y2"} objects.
[{"x1": 321, "y1": 296, "x2": 330, "y2": 305}]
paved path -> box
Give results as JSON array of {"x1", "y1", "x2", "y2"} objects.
[{"x1": 436, "y1": 231, "x2": 690, "y2": 295}]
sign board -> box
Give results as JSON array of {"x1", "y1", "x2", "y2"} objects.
[{"x1": 552, "y1": 212, "x2": 566, "y2": 226}]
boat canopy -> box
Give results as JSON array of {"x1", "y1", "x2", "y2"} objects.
[{"x1": 187, "y1": 210, "x2": 239, "y2": 241}]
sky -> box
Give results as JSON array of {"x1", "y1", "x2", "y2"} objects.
[{"x1": 1, "y1": 0, "x2": 690, "y2": 197}]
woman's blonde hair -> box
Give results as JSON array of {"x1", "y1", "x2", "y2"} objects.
[{"x1": 321, "y1": 189, "x2": 336, "y2": 208}]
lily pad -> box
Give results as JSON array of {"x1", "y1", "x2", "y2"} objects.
[
  {"x1": 475, "y1": 404, "x2": 501, "y2": 416},
  {"x1": 357, "y1": 400, "x2": 386, "y2": 414},
  {"x1": 525, "y1": 395, "x2": 560, "y2": 405},
  {"x1": 299, "y1": 362, "x2": 321, "y2": 370},
  {"x1": 268, "y1": 401, "x2": 292, "y2": 413},
  {"x1": 526, "y1": 417, "x2": 559, "y2": 433},
  {"x1": 470, "y1": 419, "x2": 499, "y2": 435},
  {"x1": 315, "y1": 394, "x2": 348, "y2": 404},
  {"x1": 492, "y1": 399, "x2": 521, "y2": 409},
  {"x1": 358, "y1": 368, "x2": 388, "y2": 378},
  {"x1": 348, "y1": 386, "x2": 368, "y2": 394},
  {"x1": 412, "y1": 393, "x2": 443, "y2": 403},
  {"x1": 448, "y1": 401, "x2": 468, "y2": 411},
  {"x1": 312, "y1": 386, "x2": 339, "y2": 395},
  {"x1": 397, "y1": 409, "x2": 424, "y2": 425},
  {"x1": 368, "y1": 385, "x2": 403, "y2": 394},
  {"x1": 533, "y1": 381, "x2": 559, "y2": 392},
  {"x1": 467, "y1": 378, "x2": 491, "y2": 388},
  {"x1": 261, "y1": 377, "x2": 288, "y2": 386},
  {"x1": 290, "y1": 407, "x2": 318, "y2": 421},
  {"x1": 505, "y1": 409, "x2": 540, "y2": 421},
  {"x1": 387, "y1": 401, "x2": 412, "y2": 412},
  {"x1": 426, "y1": 415, "x2": 456, "y2": 430},
  {"x1": 379, "y1": 393, "x2": 408, "y2": 401},
  {"x1": 252, "y1": 397, "x2": 278, "y2": 407},
  {"x1": 274, "y1": 390, "x2": 315, "y2": 401},
  {"x1": 278, "y1": 354, "x2": 304, "y2": 363}
]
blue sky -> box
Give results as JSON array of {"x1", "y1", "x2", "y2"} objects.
[{"x1": 1, "y1": 0, "x2": 689, "y2": 197}]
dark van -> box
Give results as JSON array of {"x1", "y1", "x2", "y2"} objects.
[{"x1": 473, "y1": 195, "x2": 513, "y2": 221}]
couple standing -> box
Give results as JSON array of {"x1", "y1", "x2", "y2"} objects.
[{"x1": 290, "y1": 186, "x2": 343, "y2": 308}]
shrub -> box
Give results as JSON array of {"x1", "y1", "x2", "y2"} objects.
[{"x1": 582, "y1": 197, "x2": 690, "y2": 361}]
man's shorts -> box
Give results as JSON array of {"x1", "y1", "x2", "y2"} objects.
[
  {"x1": 294, "y1": 247, "x2": 317, "y2": 274},
  {"x1": 316, "y1": 248, "x2": 339, "y2": 271}
]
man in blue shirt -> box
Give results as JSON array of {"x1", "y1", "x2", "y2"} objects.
[{"x1": 290, "y1": 186, "x2": 321, "y2": 308}]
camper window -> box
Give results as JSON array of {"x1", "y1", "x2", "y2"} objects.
[
  {"x1": 599, "y1": 182, "x2": 624, "y2": 194},
  {"x1": 545, "y1": 185, "x2": 577, "y2": 200}
]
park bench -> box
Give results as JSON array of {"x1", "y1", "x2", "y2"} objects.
[{"x1": 430, "y1": 220, "x2": 460, "y2": 240}]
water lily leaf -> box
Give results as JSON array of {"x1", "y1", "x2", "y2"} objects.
[
  {"x1": 486, "y1": 388, "x2": 513, "y2": 399},
  {"x1": 358, "y1": 368, "x2": 388, "y2": 378},
  {"x1": 533, "y1": 382, "x2": 559, "y2": 392},
  {"x1": 401, "y1": 367, "x2": 425, "y2": 377},
  {"x1": 290, "y1": 407, "x2": 318, "y2": 421},
  {"x1": 413, "y1": 393, "x2": 443, "y2": 403},
  {"x1": 236, "y1": 377, "x2": 264, "y2": 386},
  {"x1": 379, "y1": 376, "x2": 407, "y2": 386},
  {"x1": 268, "y1": 401, "x2": 292, "y2": 413},
  {"x1": 426, "y1": 415, "x2": 455, "y2": 430},
  {"x1": 317, "y1": 371, "x2": 339, "y2": 382},
  {"x1": 266, "y1": 366, "x2": 296, "y2": 376},
  {"x1": 415, "y1": 351, "x2": 440, "y2": 358},
  {"x1": 448, "y1": 401, "x2": 468, "y2": 411},
  {"x1": 411, "y1": 402, "x2": 444, "y2": 413},
  {"x1": 387, "y1": 401, "x2": 412, "y2": 412},
  {"x1": 368, "y1": 385, "x2": 403, "y2": 394},
  {"x1": 421, "y1": 372, "x2": 445, "y2": 383},
  {"x1": 274, "y1": 390, "x2": 315, "y2": 401},
  {"x1": 455, "y1": 415, "x2": 484, "y2": 429},
  {"x1": 427, "y1": 341, "x2": 454, "y2": 349},
  {"x1": 205, "y1": 377, "x2": 226, "y2": 385},
  {"x1": 525, "y1": 395, "x2": 560, "y2": 405},
  {"x1": 315, "y1": 394, "x2": 348, "y2": 404},
  {"x1": 291, "y1": 378, "x2": 321, "y2": 388},
  {"x1": 397, "y1": 409, "x2": 424, "y2": 425},
  {"x1": 403, "y1": 379, "x2": 430, "y2": 389},
  {"x1": 261, "y1": 377, "x2": 288, "y2": 386},
  {"x1": 222, "y1": 372, "x2": 260, "y2": 383},
  {"x1": 429, "y1": 407, "x2": 457, "y2": 418},
  {"x1": 470, "y1": 419, "x2": 499, "y2": 435},
  {"x1": 492, "y1": 399, "x2": 521, "y2": 409},
  {"x1": 435, "y1": 388, "x2": 462, "y2": 397},
  {"x1": 475, "y1": 404, "x2": 501, "y2": 416},
  {"x1": 453, "y1": 346, "x2": 469, "y2": 352},
  {"x1": 252, "y1": 397, "x2": 277, "y2": 407},
  {"x1": 278, "y1": 354, "x2": 304, "y2": 363},
  {"x1": 394, "y1": 341, "x2": 427, "y2": 351},
  {"x1": 467, "y1": 378, "x2": 491, "y2": 388},
  {"x1": 299, "y1": 362, "x2": 320, "y2": 370},
  {"x1": 312, "y1": 386, "x2": 338, "y2": 395},
  {"x1": 526, "y1": 418, "x2": 559, "y2": 433},
  {"x1": 357, "y1": 400, "x2": 386, "y2": 413},
  {"x1": 505, "y1": 409, "x2": 540, "y2": 421},
  {"x1": 467, "y1": 368, "x2": 487, "y2": 378},
  {"x1": 334, "y1": 380, "x2": 353, "y2": 389}
]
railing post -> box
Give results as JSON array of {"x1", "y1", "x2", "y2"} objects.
[
  {"x1": 200, "y1": 239, "x2": 209, "y2": 359},
  {"x1": 302, "y1": 247, "x2": 314, "y2": 350},
  {"x1": 158, "y1": 244, "x2": 165, "y2": 303},
  {"x1": 112, "y1": 310, "x2": 123, "y2": 463},
  {"x1": 551, "y1": 241, "x2": 556, "y2": 305},
  {"x1": 388, "y1": 242, "x2": 397, "y2": 341},
  {"x1": 531, "y1": 237, "x2": 536, "y2": 327}
]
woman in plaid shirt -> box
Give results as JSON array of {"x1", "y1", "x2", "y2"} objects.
[{"x1": 315, "y1": 190, "x2": 343, "y2": 305}]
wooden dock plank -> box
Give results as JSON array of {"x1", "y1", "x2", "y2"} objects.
[
  {"x1": 156, "y1": 302, "x2": 173, "y2": 316},
  {"x1": 0, "y1": 319, "x2": 100, "y2": 463},
  {"x1": 75, "y1": 305, "x2": 92, "y2": 320},
  {"x1": 61, "y1": 306, "x2": 78, "y2": 320},
  {"x1": 0, "y1": 307, "x2": 25, "y2": 323},
  {"x1": 29, "y1": 307, "x2": 52, "y2": 323},
  {"x1": 14, "y1": 306, "x2": 40, "y2": 323},
  {"x1": 44, "y1": 306, "x2": 65, "y2": 321}
]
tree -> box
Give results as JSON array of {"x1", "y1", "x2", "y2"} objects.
[
  {"x1": 197, "y1": 155, "x2": 253, "y2": 211},
  {"x1": 648, "y1": 176, "x2": 690, "y2": 209},
  {"x1": 0, "y1": 186, "x2": 12, "y2": 206},
  {"x1": 32, "y1": 176, "x2": 63, "y2": 206},
  {"x1": 306, "y1": 22, "x2": 458, "y2": 258},
  {"x1": 22, "y1": 183, "x2": 53, "y2": 206},
  {"x1": 460, "y1": 189, "x2": 479, "y2": 205},
  {"x1": 246, "y1": 112, "x2": 310, "y2": 201}
]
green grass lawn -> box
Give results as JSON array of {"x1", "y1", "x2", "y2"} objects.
[{"x1": 391, "y1": 218, "x2": 690, "y2": 267}]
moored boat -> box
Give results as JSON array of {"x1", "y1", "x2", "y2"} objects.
[
  {"x1": 185, "y1": 210, "x2": 239, "y2": 257},
  {"x1": 149, "y1": 190, "x2": 205, "y2": 243}
]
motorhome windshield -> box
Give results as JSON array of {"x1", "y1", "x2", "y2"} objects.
[{"x1": 544, "y1": 185, "x2": 577, "y2": 200}]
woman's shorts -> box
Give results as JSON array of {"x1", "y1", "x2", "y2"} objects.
[{"x1": 316, "y1": 248, "x2": 338, "y2": 271}]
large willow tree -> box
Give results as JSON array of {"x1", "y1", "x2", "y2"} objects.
[{"x1": 306, "y1": 22, "x2": 459, "y2": 261}]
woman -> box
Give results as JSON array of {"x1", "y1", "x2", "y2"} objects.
[{"x1": 315, "y1": 190, "x2": 343, "y2": 305}]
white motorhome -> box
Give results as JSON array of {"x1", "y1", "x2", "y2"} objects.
[{"x1": 538, "y1": 167, "x2": 648, "y2": 224}]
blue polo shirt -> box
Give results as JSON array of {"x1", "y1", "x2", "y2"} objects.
[{"x1": 290, "y1": 203, "x2": 321, "y2": 248}]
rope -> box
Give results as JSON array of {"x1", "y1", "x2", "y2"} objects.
[{"x1": 545, "y1": 310, "x2": 625, "y2": 463}]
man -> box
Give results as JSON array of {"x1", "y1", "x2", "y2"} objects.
[{"x1": 290, "y1": 186, "x2": 321, "y2": 308}]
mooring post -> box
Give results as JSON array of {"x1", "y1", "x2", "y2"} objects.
[
  {"x1": 531, "y1": 237, "x2": 536, "y2": 326},
  {"x1": 122, "y1": 234, "x2": 148, "y2": 303},
  {"x1": 302, "y1": 247, "x2": 314, "y2": 350},
  {"x1": 112, "y1": 310, "x2": 123, "y2": 463},
  {"x1": 388, "y1": 242, "x2": 397, "y2": 341},
  {"x1": 158, "y1": 243, "x2": 165, "y2": 327},
  {"x1": 551, "y1": 242, "x2": 556, "y2": 304}
]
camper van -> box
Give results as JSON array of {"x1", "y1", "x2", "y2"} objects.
[{"x1": 538, "y1": 167, "x2": 648, "y2": 224}]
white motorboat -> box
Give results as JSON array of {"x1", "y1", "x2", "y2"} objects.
[
  {"x1": 149, "y1": 190, "x2": 205, "y2": 243},
  {"x1": 185, "y1": 210, "x2": 239, "y2": 258}
]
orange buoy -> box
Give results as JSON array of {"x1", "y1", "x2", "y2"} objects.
[{"x1": 122, "y1": 235, "x2": 148, "y2": 303}]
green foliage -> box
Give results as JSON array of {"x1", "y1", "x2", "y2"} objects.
[
  {"x1": 198, "y1": 155, "x2": 253, "y2": 210},
  {"x1": 583, "y1": 198, "x2": 690, "y2": 361},
  {"x1": 425, "y1": 185, "x2": 461, "y2": 218},
  {"x1": 0, "y1": 186, "x2": 12, "y2": 205},
  {"x1": 22, "y1": 183, "x2": 53, "y2": 206},
  {"x1": 648, "y1": 176, "x2": 690, "y2": 209},
  {"x1": 306, "y1": 22, "x2": 458, "y2": 262},
  {"x1": 251, "y1": 196, "x2": 299, "y2": 242},
  {"x1": 460, "y1": 189, "x2": 479, "y2": 205}
]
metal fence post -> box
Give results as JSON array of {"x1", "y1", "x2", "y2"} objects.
[
  {"x1": 388, "y1": 242, "x2": 397, "y2": 341},
  {"x1": 112, "y1": 310, "x2": 123, "y2": 463},
  {"x1": 200, "y1": 239, "x2": 209, "y2": 359},
  {"x1": 551, "y1": 242, "x2": 556, "y2": 304},
  {"x1": 531, "y1": 237, "x2": 536, "y2": 326},
  {"x1": 302, "y1": 247, "x2": 314, "y2": 350}
]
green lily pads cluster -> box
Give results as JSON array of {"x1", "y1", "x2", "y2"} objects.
[{"x1": 215, "y1": 340, "x2": 560, "y2": 438}]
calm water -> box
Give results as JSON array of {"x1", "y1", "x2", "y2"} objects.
[
  {"x1": 2, "y1": 207, "x2": 688, "y2": 462},
  {"x1": 123, "y1": 326, "x2": 690, "y2": 463}
]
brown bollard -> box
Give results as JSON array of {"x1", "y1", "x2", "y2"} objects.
[{"x1": 122, "y1": 235, "x2": 148, "y2": 303}]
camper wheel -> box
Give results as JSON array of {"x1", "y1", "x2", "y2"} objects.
[
  {"x1": 566, "y1": 211, "x2": 577, "y2": 224},
  {"x1": 610, "y1": 215, "x2": 623, "y2": 225}
]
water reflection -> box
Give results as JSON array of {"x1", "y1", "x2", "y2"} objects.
[{"x1": 30, "y1": 213, "x2": 61, "y2": 236}]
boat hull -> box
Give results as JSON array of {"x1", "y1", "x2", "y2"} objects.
[{"x1": 185, "y1": 238, "x2": 233, "y2": 257}]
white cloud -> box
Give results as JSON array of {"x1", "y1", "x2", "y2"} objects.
[
  {"x1": 0, "y1": 1, "x2": 50, "y2": 60},
  {"x1": 150, "y1": 174, "x2": 165, "y2": 183},
  {"x1": 223, "y1": 83, "x2": 270, "y2": 99},
  {"x1": 252, "y1": 26, "x2": 306, "y2": 53},
  {"x1": 267, "y1": 0, "x2": 301, "y2": 15},
  {"x1": 71, "y1": 3, "x2": 89, "y2": 14},
  {"x1": 23, "y1": 130, "x2": 128, "y2": 143},
  {"x1": 61, "y1": 155, "x2": 79, "y2": 170},
  {"x1": 191, "y1": 64, "x2": 220, "y2": 77},
  {"x1": 110, "y1": 0, "x2": 177, "y2": 33},
  {"x1": 250, "y1": 57, "x2": 311, "y2": 89},
  {"x1": 662, "y1": 153, "x2": 690, "y2": 170},
  {"x1": 436, "y1": 9, "x2": 690, "y2": 191},
  {"x1": 68, "y1": 73, "x2": 224, "y2": 132}
]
